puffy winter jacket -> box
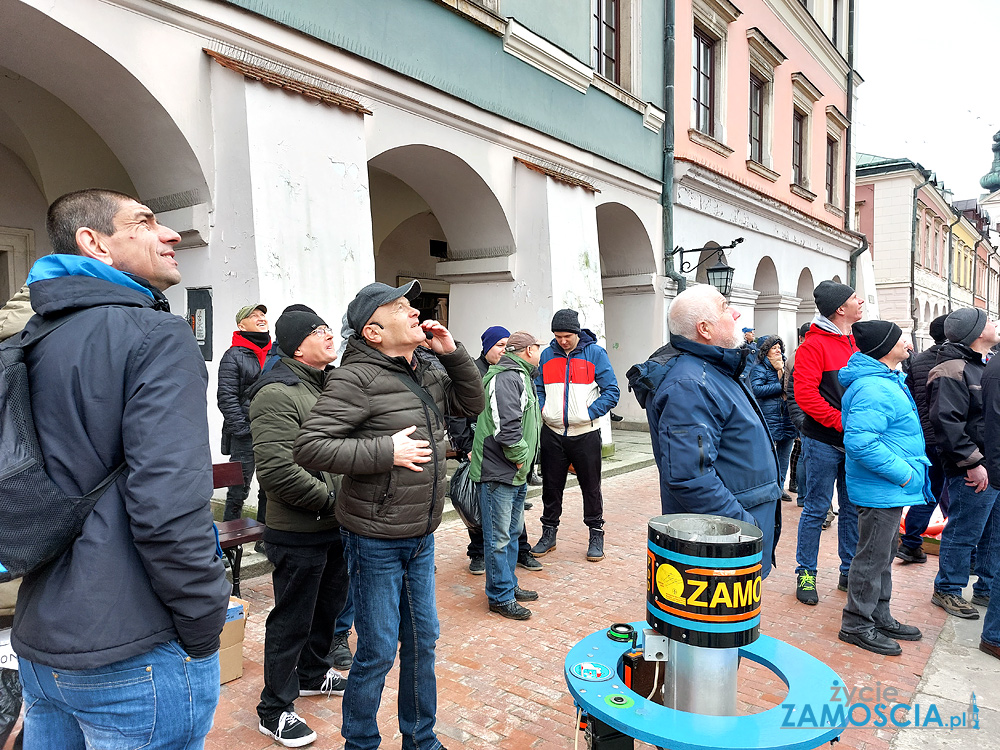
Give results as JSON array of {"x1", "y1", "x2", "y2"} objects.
[
  {"x1": 12, "y1": 255, "x2": 229, "y2": 669},
  {"x1": 294, "y1": 336, "x2": 485, "y2": 539},
  {"x1": 217, "y1": 332, "x2": 271, "y2": 440},
  {"x1": 750, "y1": 337, "x2": 795, "y2": 442},
  {"x1": 839, "y1": 352, "x2": 933, "y2": 508},
  {"x1": 793, "y1": 318, "x2": 857, "y2": 446},
  {"x1": 905, "y1": 343, "x2": 945, "y2": 448},
  {"x1": 248, "y1": 358, "x2": 338, "y2": 535},
  {"x1": 631, "y1": 336, "x2": 780, "y2": 577},
  {"x1": 981, "y1": 353, "x2": 1000, "y2": 489},
  {"x1": 927, "y1": 342, "x2": 988, "y2": 476},
  {"x1": 470, "y1": 354, "x2": 541, "y2": 486},
  {"x1": 536, "y1": 329, "x2": 619, "y2": 437}
]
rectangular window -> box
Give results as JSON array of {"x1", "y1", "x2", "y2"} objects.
[
  {"x1": 692, "y1": 29, "x2": 715, "y2": 136},
  {"x1": 825, "y1": 137, "x2": 837, "y2": 204},
  {"x1": 832, "y1": 0, "x2": 841, "y2": 47},
  {"x1": 932, "y1": 225, "x2": 939, "y2": 272},
  {"x1": 749, "y1": 74, "x2": 764, "y2": 163},
  {"x1": 593, "y1": 0, "x2": 619, "y2": 83},
  {"x1": 792, "y1": 111, "x2": 805, "y2": 186}
]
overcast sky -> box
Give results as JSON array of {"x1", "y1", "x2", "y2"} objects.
[{"x1": 854, "y1": 0, "x2": 998, "y2": 200}]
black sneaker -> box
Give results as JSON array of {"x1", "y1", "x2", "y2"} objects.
[
  {"x1": 523, "y1": 501, "x2": 534, "y2": 510},
  {"x1": 329, "y1": 632, "x2": 353, "y2": 670},
  {"x1": 514, "y1": 586, "x2": 539, "y2": 602},
  {"x1": 517, "y1": 553, "x2": 543, "y2": 572},
  {"x1": 972, "y1": 593, "x2": 991, "y2": 607},
  {"x1": 931, "y1": 591, "x2": 980, "y2": 619},
  {"x1": 895, "y1": 544, "x2": 927, "y2": 564},
  {"x1": 489, "y1": 600, "x2": 532, "y2": 620},
  {"x1": 468, "y1": 555, "x2": 485, "y2": 575},
  {"x1": 796, "y1": 570, "x2": 818, "y2": 605},
  {"x1": 839, "y1": 629, "x2": 902, "y2": 656},
  {"x1": 781, "y1": 492, "x2": 793, "y2": 502},
  {"x1": 875, "y1": 620, "x2": 922, "y2": 641},
  {"x1": 259, "y1": 711, "x2": 317, "y2": 747},
  {"x1": 838, "y1": 574, "x2": 849, "y2": 592},
  {"x1": 299, "y1": 668, "x2": 347, "y2": 697}
]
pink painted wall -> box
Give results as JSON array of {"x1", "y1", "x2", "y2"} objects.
[
  {"x1": 856, "y1": 183, "x2": 874, "y2": 253},
  {"x1": 676, "y1": 1, "x2": 850, "y2": 229}
]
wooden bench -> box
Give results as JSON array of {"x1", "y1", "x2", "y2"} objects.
[{"x1": 213, "y1": 461, "x2": 264, "y2": 597}]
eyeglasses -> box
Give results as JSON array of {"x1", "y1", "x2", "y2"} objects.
[{"x1": 308, "y1": 326, "x2": 334, "y2": 338}]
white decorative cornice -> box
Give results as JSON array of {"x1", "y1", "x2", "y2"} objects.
[
  {"x1": 502, "y1": 19, "x2": 593, "y2": 94},
  {"x1": 791, "y1": 72, "x2": 823, "y2": 106},
  {"x1": 643, "y1": 103, "x2": 666, "y2": 133},
  {"x1": 746, "y1": 27, "x2": 786, "y2": 72},
  {"x1": 825, "y1": 104, "x2": 850, "y2": 131},
  {"x1": 694, "y1": 0, "x2": 743, "y2": 38},
  {"x1": 436, "y1": 255, "x2": 515, "y2": 282},
  {"x1": 689, "y1": 129, "x2": 734, "y2": 158},
  {"x1": 603, "y1": 273, "x2": 658, "y2": 296}
]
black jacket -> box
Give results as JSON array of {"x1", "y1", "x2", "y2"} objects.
[
  {"x1": 905, "y1": 343, "x2": 944, "y2": 448},
  {"x1": 927, "y1": 342, "x2": 987, "y2": 476},
  {"x1": 982, "y1": 353, "x2": 1000, "y2": 488},
  {"x1": 217, "y1": 333, "x2": 269, "y2": 440},
  {"x1": 12, "y1": 265, "x2": 229, "y2": 669}
]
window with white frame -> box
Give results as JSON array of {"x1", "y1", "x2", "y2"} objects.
[
  {"x1": 689, "y1": 0, "x2": 741, "y2": 155},
  {"x1": 593, "y1": 0, "x2": 620, "y2": 84},
  {"x1": 789, "y1": 73, "x2": 822, "y2": 198},
  {"x1": 824, "y1": 105, "x2": 849, "y2": 210},
  {"x1": 745, "y1": 27, "x2": 785, "y2": 179}
]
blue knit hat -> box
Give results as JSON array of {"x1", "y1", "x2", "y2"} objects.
[{"x1": 481, "y1": 325, "x2": 510, "y2": 354}]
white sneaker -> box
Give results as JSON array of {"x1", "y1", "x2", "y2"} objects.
[
  {"x1": 299, "y1": 667, "x2": 348, "y2": 697},
  {"x1": 258, "y1": 710, "x2": 317, "y2": 747}
]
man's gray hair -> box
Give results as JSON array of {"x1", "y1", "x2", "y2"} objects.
[{"x1": 668, "y1": 284, "x2": 724, "y2": 339}]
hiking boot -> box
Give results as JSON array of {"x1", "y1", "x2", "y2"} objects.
[
  {"x1": 822, "y1": 509, "x2": 836, "y2": 530},
  {"x1": 523, "y1": 501, "x2": 534, "y2": 510},
  {"x1": 514, "y1": 586, "x2": 539, "y2": 602},
  {"x1": 489, "y1": 600, "x2": 531, "y2": 620},
  {"x1": 875, "y1": 620, "x2": 922, "y2": 641},
  {"x1": 838, "y1": 629, "x2": 902, "y2": 656},
  {"x1": 788, "y1": 482, "x2": 798, "y2": 494},
  {"x1": 259, "y1": 711, "x2": 317, "y2": 747},
  {"x1": 468, "y1": 555, "x2": 485, "y2": 575},
  {"x1": 838, "y1": 574, "x2": 849, "y2": 592},
  {"x1": 299, "y1": 668, "x2": 347, "y2": 697},
  {"x1": 932, "y1": 591, "x2": 980, "y2": 619},
  {"x1": 972, "y1": 593, "x2": 991, "y2": 607},
  {"x1": 895, "y1": 544, "x2": 927, "y2": 564},
  {"x1": 517, "y1": 552, "x2": 543, "y2": 571},
  {"x1": 781, "y1": 491, "x2": 793, "y2": 502},
  {"x1": 329, "y1": 632, "x2": 353, "y2": 670},
  {"x1": 531, "y1": 526, "x2": 557, "y2": 557},
  {"x1": 796, "y1": 570, "x2": 818, "y2": 605},
  {"x1": 586, "y1": 528, "x2": 605, "y2": 562}
]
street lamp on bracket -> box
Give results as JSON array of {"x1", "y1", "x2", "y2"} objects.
[{"x1": 670, "y1": 237, "x2": 744, "y2": 297}]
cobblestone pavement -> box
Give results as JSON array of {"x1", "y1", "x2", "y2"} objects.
[{"x1": 201, "y1": 465, "x2": 954, "y2": 750}]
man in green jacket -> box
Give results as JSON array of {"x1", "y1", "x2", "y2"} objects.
[
  {"x1": 470, "y1": 331, "x2": 544, "y2": 620},
  {"x1": 249, "y1": 308, "x2": 347, "y2": 748}
]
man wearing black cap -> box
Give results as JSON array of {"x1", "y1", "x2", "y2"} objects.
[
  {"x1": 294, "y1": 281, "x2": 484, "y2": 750},
  {"x1": 928, "y1": 308, "x2": 1000, "y2": 619},
  {"x1": 248, "y1": 308, "x2": 347, "y2": 746},
  {"x1": 899, "y1": 314, "x2": 951, "y2": 563},
  {"x1": 793, "y1": 280, "x2": 863, "y2": 604},
  {"x1": 531, "y1": 308, "x2": 620, "y2": 563},
  {"x1": 218, "y1": 302, "x2": 271, "y2": 520},
  {"x1": 838, "y1": 320, "x2": 926, "y2": 655}
]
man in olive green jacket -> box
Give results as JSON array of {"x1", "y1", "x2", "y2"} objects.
[{"x1": 248, "y1": 309, "x2": 348, "y2": 747}]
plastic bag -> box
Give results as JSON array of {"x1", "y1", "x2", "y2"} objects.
[
  {"x1": 0, "y1": 668, "x2": 21, "y2": 747},
  {"x1": 449, "y1": 459, "x2": 481, "y2": 531}
]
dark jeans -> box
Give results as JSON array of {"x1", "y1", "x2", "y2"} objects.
[
  {"x1": 257, "y1": 535, "x2": 349, "y2": 722},
  {"x1": 934, "y1": 475, "x2": 1000, "y2": 599},
  {"x1": 539, "y1": 427, "x2": 604, "y2": 530},
  {"x1": 789, "y1": 438, "x2": 802, "y2": 489},
  {"x1": 335, "y1": 586, "x2": 354, "y2": 637},
  {"x1": 775, "y1": 436, "x2": 795, "y2": 491},
  {"x1": 224, "y1": 433, "x2": 255, "y2": 521},
  {"x1": 467, "y1": 525, "x2": 529, "y2": 558},
  {"x1": 900, "y1": 446, "x2": 950, "y2": 549},
  {"x1": 842, "y1": 506, "x2": 903, "y2": 635},
  {"x1": 795, "y1": 437, "x2": 859, "y2": 576}
]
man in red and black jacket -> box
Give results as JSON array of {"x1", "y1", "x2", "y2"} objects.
[
  {"x1": 217, "y1": 303, "x2": 271, "y2": 520},
  {"x1": 793, "y1": 281, "x2": 863, "y2": 605}
]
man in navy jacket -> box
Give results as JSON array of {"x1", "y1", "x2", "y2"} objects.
[{"x1": 633, "y1": 285, "x2": 781, "y2": 578}]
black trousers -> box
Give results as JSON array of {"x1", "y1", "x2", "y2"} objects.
[
  {"x1": 257, "y1": 535, "x2": 349, "y2": 721},
  {"x1": 224, "y1": 433, "x2": 255, "y2": 521},
  {"x1": 539, "y1": 427, "x2": 604, "y2": 530}
]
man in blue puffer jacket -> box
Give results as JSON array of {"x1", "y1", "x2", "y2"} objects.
[
  {"x1": 630, "y1": 285, "x2": 781, "y2": 577},
  {"x1": 838, "y1": 320, "x2": 930, "y2": 656}
]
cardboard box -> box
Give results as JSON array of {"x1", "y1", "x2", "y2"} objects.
[{"x1": 219, "y1": 596, "x2": 248, "y2": 684}]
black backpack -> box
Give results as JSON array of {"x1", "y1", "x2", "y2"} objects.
[{"x1": 0, "y1": 314, "x2": 126, "y2": 583}]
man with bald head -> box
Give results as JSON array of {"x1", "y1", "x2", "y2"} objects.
[{"x1": 628, "y1": 285, "x2": 781, "y2": 577}]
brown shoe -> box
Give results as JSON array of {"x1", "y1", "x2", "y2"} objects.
[{"x1": 980, "y1": 640, "x2": 1000, "y2": 660}]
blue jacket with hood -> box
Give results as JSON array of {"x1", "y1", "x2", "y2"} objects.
[
  {"x1": 839, "y1": 352, "x2": 933, "y2": 509},
  {"x1": 11, "y1": 255, "x2": 230, "y2": 669},
  {"x1": 535, "y1": 328, "x2": 619, "y2": 437},
  {"x1": 631, "y1": 336, "x2": 781, "y2": 577}
]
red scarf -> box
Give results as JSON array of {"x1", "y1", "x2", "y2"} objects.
[{"x1": 231, "y1": 331, "x2": 271, "y2": 369}]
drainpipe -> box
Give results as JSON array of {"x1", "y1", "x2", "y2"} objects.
[
  {"x1": 843, "y1": 0, "x2": 857, "y2": 231},
  {"x1": 910, "y1": 170, "x2": 933, "y2": 353},
  {"x1": 847, "y1": 229, "x2": 868, "y2": 290},
  {"x1": 662, "y1": 0, "x2": 684, "y2": 294},
  {"x1": 946, "y1": 212, "x2": 960, "y2": 313}
]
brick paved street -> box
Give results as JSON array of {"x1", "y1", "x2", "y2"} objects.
[{"x1": 204, "y1": 465, "x2": 948, "y2": 750}]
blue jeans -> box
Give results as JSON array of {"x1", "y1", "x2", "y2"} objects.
[
  {"x1": 479, "y1": 481, "x2": 526, "y2": 604},
  {"x1": 983, "y1": 547, "x2": 1000, "y2": 646},
  {"x1": 900, "y1": 445, "x2": 950, "y2": 549},
  {"x1": 20, "y1": 640, "x2": 219, "y2": 750},
  {"x1": 775, "y1": 437, "x2": 795, "y2": 491},
  {"x1": 796, "y1": 438, "x2": 809, "y2": 504},
  {"x1": 795, "y1": 437, "x2": 859, "y2": 576},
  {"x1": 934, "y1": 475, "x2": 1000, "y2": 598},
  {"x1": 335, "y1": 586, "x2": 355, "y2": 636},
  {"x1": 341, "y1": 531, "x2": 442, "y2": 750}
]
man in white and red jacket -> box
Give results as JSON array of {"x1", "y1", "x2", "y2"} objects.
[{"x1": 530, "y1": 309, "x2": 619, "y2": 563}]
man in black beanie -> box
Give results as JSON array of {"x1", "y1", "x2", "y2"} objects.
[
  {"x1": 248, "y1": 308, "x2": 349, "y2": 745},
  {"x1": 899, "y1": 314, "x2": 950, "y2": 563},
  {"x1": 792, "y1": 280, "x2": 863, "y2": 604},
  {"x1": 837, "y1": 320, "x2": 926, "y2": 655},
  {"x1": 927, "y1": 307, "x2": 1000, "y2": 619}
]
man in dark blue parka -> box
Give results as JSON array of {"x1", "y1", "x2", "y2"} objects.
[{"x1": 631, "y1": 285, "x2": 781, "y2": 577}]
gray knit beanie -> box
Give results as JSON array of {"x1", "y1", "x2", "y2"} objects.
[
  {"x1": 945, "y1": 308, "x2": 988, "y2": 346},
  {"x1": 813, "y1": 281, "x2": 856, "y2": 318},
  {"x1": 551, "y1": 308, "x2": 581, "y2": 334}
]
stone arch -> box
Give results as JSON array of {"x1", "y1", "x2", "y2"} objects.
[
  {"x1": 796, "y1": 267, "x2": 815, "y2": 325},
  {"x1": 752, "y1": 257, "x2": 780, "y2": 337}
]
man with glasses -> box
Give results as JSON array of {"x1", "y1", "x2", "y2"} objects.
[
  {"x1": 295, "y1": 281, "x2": 484, "y2": 750},
  {"x1": 249, "y1": 309, "x2": 348, "y2": 747}
]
